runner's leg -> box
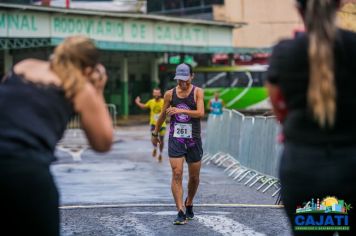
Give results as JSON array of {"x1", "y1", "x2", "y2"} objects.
[
  {"x1": 169, "y1": 157, "x2": 185, "y2": 211},
  {"x1": 150, "y1": 125, "x2": 157, "y2": 157},
  {"x1": 158, "y1": 127, "x2": 165, "y2": 154},
  {"x1": 186, "y1": 161, "x2": 201, "y2": 206},
  {"x1": 159, "y1": 136, "x2": 164, "y2": 153},
  {"x1": 158, "y1": 136, "x2": 164, "y2": 162}
]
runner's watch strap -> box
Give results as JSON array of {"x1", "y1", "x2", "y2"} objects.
[{"x1": 151, "y1": 132, "x2": 158, "y2": 137}]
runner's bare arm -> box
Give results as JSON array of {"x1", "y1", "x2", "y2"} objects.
[
  {"x1": 166, "y1": 88, "x2": 204, "y2": 118},
  {"x1": 74, "y1": 68, "x2": 113, "y2": 152},
  {"x1": 135, "y1": 96, "x2": 148, "y2": 110},
  {"x1": 154, "y1": 90, "x2": 171, "y2": 134},
  {"x1": 152, "y1": 90, "x2": 171, "y2": 145}
]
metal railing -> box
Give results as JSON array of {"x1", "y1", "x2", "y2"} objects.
[
  {"x1": 107, "y1": 104, "x2": 118, "y2": 128},
  {"x1": 58, "y1": 104, "x2": 117, "y2": 161},
  {"x1": 202, "y1": 109, "x2": 283, "y2": 202},
  {"x1": 66, "y1": 103, "x2": 117, "y2": 129}
]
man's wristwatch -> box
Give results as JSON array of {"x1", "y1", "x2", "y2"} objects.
[{"x1": 151, "y1": 132, "x2": 158, "y2": 137}]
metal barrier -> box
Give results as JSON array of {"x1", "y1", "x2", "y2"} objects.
[
  {"x1": 58, "y1": 104, "x2": 118, "y2": 161},
  {"x1": 107, "y1": 104, "x2": 117, "y2": 128},
  {"x1": 203, "y1": 109, "x2": 283, "y2": 202},
  {"x1": 66, "y1": 103, "x2": 118, "y2": 129}
]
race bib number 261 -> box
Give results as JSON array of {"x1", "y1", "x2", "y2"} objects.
[{"x1": 173, "y1": 123, "x2": 192, "y2": 138}]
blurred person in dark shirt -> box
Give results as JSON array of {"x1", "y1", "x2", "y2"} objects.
[
  {"x1": 0, "y1": 36, "x2": 113, "y2": 235},
  {"x1": 266, "y1": 0, "x2": 356, "y2": 235}
]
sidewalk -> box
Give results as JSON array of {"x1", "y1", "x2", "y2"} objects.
[
  {"x1": 115, "y1": 115, "x2": 150, "y2": 126},
  {"x1": 115, "y1": 115, "x2": 209, "y2": 127}
]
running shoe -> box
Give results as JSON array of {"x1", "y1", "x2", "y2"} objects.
[
  {"x1": 173, "y1": 210, "x2": 187, "y2": 225},
  {"x1": 158, "y1": 154, "x2": 163, "y2": 162},
  {"x1": 152, "y1": 148, "x2": 157, "y2": 157},
  {"x1": 185, "y1": 198, "x2": 194, "y2": 220}
]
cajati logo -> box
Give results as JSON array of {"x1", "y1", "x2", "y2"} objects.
[{"x1": 294, "y1": 196, "x2": 352, "y2": 231}]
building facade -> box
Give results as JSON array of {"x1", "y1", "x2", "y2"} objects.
[
  {"x1": 213, "y1": 0, "x2": 303, "y2": 48},
  {"x1": 147, "y1": 0, "x2": 224, "y2": 20},
  {"x1": 0, "y1": 3, "x2": 235, "y2": 116},
  {"x1": 339, "y1": 0, "x2": 356, "y2": 32},
  {"x1": 147, "y1": 0, "x2": 302, "y2": 49},
  {"x1": 148, "y1": 0, "x2": 356, "y2": 49}
]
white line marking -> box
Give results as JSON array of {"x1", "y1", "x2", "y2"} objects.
[
  {"x1": 131, "y1": 211, "x2": 177, "y2": 216},
  {"x1": 130, "y1": 211, "x2": 232, "y2": 216},
  {"x1": 129, "y1": 211, "x2": 265, "y2": 235},
  {"x1": 56, "y1": 147, "x2": 84, "y2": 161},
  {"x1": 196, "y1": 215, "x2": 266, "y2": 236},
  {"x1": 200, "y1": 211, "x2": 232, "y2": 215},
  {"x1": 60, "y1": 203, "x2": 284, "y2": 210},
  {"x1": 204, "y1": 72, "x2": 227, "y2": 87},
  {"x1": 231, "y1": 77, "x2": 239, "y2": 87}
]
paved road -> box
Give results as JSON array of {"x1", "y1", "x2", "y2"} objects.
[{"x1": 53, "y1": 125, "x2": 292, "y2": 236}]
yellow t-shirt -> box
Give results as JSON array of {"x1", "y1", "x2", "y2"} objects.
[{"x1": 145, "y1": 98, "x2": 166, "y2": 127}]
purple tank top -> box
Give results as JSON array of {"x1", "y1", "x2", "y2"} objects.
[{"x1": 169, "y1": 86, "x2": 201, "y2": 143}]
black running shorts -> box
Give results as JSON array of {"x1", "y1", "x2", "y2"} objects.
[{"x1": 168, "y1": 137, "x2": 203, "y2": 163}]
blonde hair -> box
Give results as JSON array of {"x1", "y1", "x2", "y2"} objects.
[
  {"x1": 50, "y1": 36, "x2": 99, "y2": 98},
  {"x1": 304, "y1": 0, "x2": 339, "y2": 127}
]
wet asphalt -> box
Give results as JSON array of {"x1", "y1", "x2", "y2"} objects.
[{"x1": 53, "y1": 124, "x2": 292, "y2": 236}]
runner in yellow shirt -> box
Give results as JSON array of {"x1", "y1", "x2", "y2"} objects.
[{"x1": 135, "y1": 88, "x2": 167, "y2": 162}]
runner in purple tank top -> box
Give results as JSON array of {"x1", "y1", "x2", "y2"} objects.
[{"x1": 152, "y1": 63, "x2": 204, "y2": 225}]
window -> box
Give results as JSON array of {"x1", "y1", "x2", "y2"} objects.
[
  {"x1": 184, "y1": 0, "x2": 201, "y2": 8},
  {"x1": 204, "y1": 72, "x2": 229, "y2": 88},
  {"x1": 164, "y1": 0, "x2": 181, "y2": 10},
  {"x1": 147, "y1": 0, "x2": 163, "y2": 12},
  {"x1": 204, "y1": 0, "x2": 224, "y2": 5},
  {"x1": 250, "y1": 72, "x2": 267, "y2": 87},
  {"x1": 1, "y1": 0, "x2": 31, "y2": 3},
  {"x1": 230, "y1": 71, "x2": 267, "y2": 87},
  {"x1": 193, "y1": 73, "x2": 206, "y2": 87},
  {"x1": 231, "y1": 72, "x2": 249, "y2": 87},
  {"x1": 72, "y1": 0, "x2": 111, "y2": 1}
]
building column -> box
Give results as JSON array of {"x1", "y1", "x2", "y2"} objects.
[
  {"x1": 150, "y1": 56, "x2": 160, "y2": 89},
  {"x1": 4, "y1": 49, "x2": 13, "y2": 74},
  {"x1": 228, "y1": 53, "x2": 235, "y2": 66},
  {"x1": 179, "y1": 53, "x2": 185, "y2": 64},
  {"x1": 120, "y1": 57, "x2": 129, "y2": 118}
]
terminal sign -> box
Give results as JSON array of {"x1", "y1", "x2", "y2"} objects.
[{"x1": 0, "y1": 11, "x2": 231, "y2": 48}]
